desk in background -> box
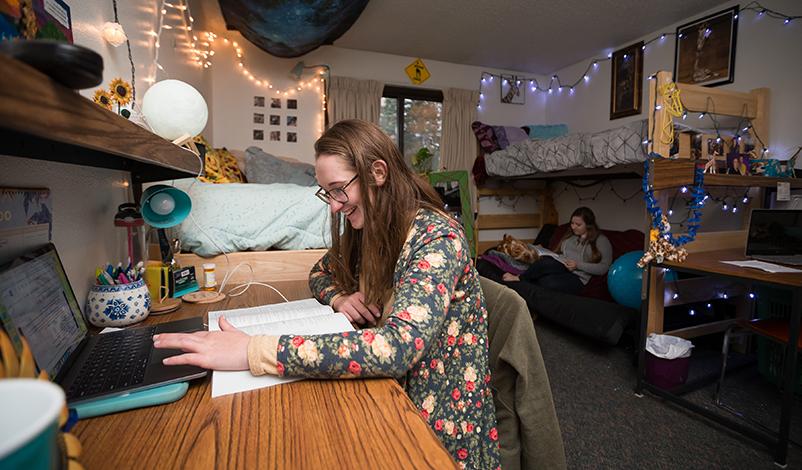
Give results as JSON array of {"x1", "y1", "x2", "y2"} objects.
[
  {"x1": 636, "y1": 248, "x2": 802, "y2": 466},
  {"x1": 74, "y1": 284, "x2": 456, "y2": 469}
]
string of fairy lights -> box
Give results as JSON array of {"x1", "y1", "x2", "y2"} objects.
[
  {"x1": 476, "y1": 1, "x2": 800, "y2": 110},
  {"x1": 140, "y1": 0, "x2": 327, "y2": 133}
]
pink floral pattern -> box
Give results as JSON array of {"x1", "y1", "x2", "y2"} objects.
[{"x1": 283, "y1": 209, "x2": 500, "y2": 469}]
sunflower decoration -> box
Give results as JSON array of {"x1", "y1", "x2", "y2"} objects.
[
  {"x1": 93, "y1": 89, "x2": 114, "y2": 110},
  {"x1": 109, "y1": 78, "x2": 132, "y2": 107}
]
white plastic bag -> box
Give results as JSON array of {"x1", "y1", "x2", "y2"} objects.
[{"x1": 645, "y1": 333, "x2": 693, "y2": 359}]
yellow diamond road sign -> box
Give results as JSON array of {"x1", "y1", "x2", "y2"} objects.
[{"x1": 405, "y1": 59, "x2": 430, "y2": 85}]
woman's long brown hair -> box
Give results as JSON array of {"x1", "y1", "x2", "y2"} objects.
[
  {"x1": 315, "y1": 119, "x2": 445, "y2": 306},
  {"x1": 557, "y1": 206, "x2": 602, "y2": 263}
]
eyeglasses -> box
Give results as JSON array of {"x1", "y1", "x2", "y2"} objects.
[{"x1": 315, "y1": 174, "x2": 358, "y2": 204}]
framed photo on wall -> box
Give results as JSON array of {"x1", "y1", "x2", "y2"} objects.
[
  {"x1": 674, "y1": 6, "x2": 738, "y2": 87},
  {"x1": 609, "y1": 41, "x2": 643, "y2": 120},
  {"x1": 500, "y1": 75, "x2": 525, "y2": 105}
]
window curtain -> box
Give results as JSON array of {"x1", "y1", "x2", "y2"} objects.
[
  {"x1": 440, "y1": 87, "x2": 480, "y2": 209},
  {"x1": 439, "y1": 88, "x2": 480, "y2": 172},
  {"x1": 327, "y1": 76, "x2": 384, "y2": 125}
]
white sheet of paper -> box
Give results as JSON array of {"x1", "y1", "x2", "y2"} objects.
[
  {"x1": 533, "y1": 245, "x2": 567, "y2": 266},
  {"x1": 208, "y1": 298, "x2": 331, "y2": 330},
  {"x1": 209, "y1": 304, "x2": 354, "y2": 398},
  {"x1": 721, "y1": 260, "x2": 802, "y2": 274}
]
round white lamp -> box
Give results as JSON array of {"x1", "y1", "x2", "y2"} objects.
[{"x1": 142, "y1": 79, "x2": 208, "y2": 143}]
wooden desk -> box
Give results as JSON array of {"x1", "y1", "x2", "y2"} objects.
[
  {"x1": 74, "y1": 287, "x2": 456, "y2": 469},
  {"x1": 636, "y1": 248, "x2": 802, "y2": 466}
]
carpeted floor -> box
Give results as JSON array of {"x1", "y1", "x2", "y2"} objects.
[{"x1": 536, "y1": 321, "x2": 802, "y2": 469}]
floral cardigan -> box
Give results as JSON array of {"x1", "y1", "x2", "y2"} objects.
[{"x1": 277, "y1": 209, "x2": 500, "y2": 469}]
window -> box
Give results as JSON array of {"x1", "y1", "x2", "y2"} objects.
[{"x1": 379, "y1": 86, "x2": 443, "y2": 169}]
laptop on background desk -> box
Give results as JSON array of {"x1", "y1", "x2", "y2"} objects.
[
  {"x1": 746, "y1": 209, "x2": 802, "y2": 266},
  {"x1": 0, "y1": 243, "x2": 206, "y2": 405}
]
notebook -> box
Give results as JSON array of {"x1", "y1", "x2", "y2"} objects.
[
  {"x1": 746, "y1": 209, "x2": 802, "y2": 265},
  {"x1": 208, "y1": 299, "x2": 354, "y2": 398},
  {"x1": 0, "y1": 243, "x2": 207, "y2": 405}
]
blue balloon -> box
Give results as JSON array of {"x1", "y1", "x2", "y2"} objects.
[{"x1": 607, "y1": 250, "x2": 677, "y2": 309}]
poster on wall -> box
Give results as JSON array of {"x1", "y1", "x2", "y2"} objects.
[
  {"x1": 674, "y1": 6, "x2": 738, "y2": 87},
  {"x1": 0, "y1": 0, "x2": 73, "y2": 42},
  {"x1": 610, "y1": 41, "x2": 643, "y2": 120},
  {"x1": 0, "y1": 188, "x2": 52, "y2": 263}
]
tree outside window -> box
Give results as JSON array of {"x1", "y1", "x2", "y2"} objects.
[{"x1": 379, "y1": 86, "x2": 443, "y2": 171}]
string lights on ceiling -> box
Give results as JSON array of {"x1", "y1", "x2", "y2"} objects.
[
  {"x1": 141, "y1": 0, "x2": 327, "y2": 133},
  {"x1": 144, "y1": 0, "x2": 197, "y2": 84},
  {"x1": 476, "y1": 1, "x2": 800, "y2": 110}
]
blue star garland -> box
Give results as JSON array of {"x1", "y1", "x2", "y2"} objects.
[{"x1": 643, "y1": 153, "x2": 705, "y2": 247}]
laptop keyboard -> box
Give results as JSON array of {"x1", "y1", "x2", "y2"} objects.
[{"x1": 66, "y1": 326, "x2": 156, "y2": 400}]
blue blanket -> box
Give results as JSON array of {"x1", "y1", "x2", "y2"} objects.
[{"x1": 170, "y1": 179, "x2": 330, "y2": 256}]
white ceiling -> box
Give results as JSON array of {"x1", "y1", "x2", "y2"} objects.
[{"x1": 333, "y1": 0, "x2": 727, "y2": 74}]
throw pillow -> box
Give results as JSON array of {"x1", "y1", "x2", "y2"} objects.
[
  {"x1": 494, "y1": 125, "x2": 529, "y2": 149},
  {"x1": 471, "y1": 121, "x2": 500, "y2": 155},
  {"x1": 244, "y1": 146, "x2": 317, "y2": 186},
  {"x1": 193, "y1": 136, "x2": 246, "y2": 184},
  {"x1": 522, "y1": 124, "x2": 569, "y2": 140}
]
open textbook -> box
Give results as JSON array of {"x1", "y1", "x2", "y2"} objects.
[
  {"x1": 532, "y1": 245, "x2": 567, "y2": 266},
  {"x1": 207, "y1": 298, "x2": 354, "y2": 398}
]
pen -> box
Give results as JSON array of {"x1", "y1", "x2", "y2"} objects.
[
  {"x1": 97, "y1": 272, "x2": 109, "y2": 285},
  {"x1": 118, "y1": 272, "x2": 130, "y2": 284}
]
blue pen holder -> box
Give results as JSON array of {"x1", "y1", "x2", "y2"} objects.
[{"x1": 86, "y1": 279, "x2": 151, "y2": 327}]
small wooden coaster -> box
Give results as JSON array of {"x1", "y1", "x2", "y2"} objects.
[
  {"x1": 182, "y1": 290, "x2": 226, "y2": 304},
  {"x1": 150, "y1": 297, "x2": 181, "y2": 315}
]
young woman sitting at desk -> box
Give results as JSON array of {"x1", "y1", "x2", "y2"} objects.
[
  {"x1": 502, "y1": 207, "x2": 612, "y2": 295},
  {"x1": 154, "y1": 119, "x2": 501, "y2": 469}
]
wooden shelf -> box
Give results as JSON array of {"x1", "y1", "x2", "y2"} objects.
[
  {"x1": 651, "y1": 158, "x2": 802, "y2": 190},
  {"x1": 0, "y1": 54, "x2": 201, "y2": 183}
]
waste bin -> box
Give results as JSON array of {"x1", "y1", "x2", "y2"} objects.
[{"x1": 645, "y1": 334, "x2": 693, "y2": 389}]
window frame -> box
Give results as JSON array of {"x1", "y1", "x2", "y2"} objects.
[{"x1": 381, "y1": 85, "x2": 444, "y2": 157}]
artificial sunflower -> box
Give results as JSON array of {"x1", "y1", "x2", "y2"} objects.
[
  {"x1": 93, "y1": 89, "x2": 113, "y2": 110},
  {"x1": 109, "y1": 78, "x2": 132, "y2": 106}
]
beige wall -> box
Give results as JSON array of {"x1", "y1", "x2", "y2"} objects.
[{"x1": 207, "y1": 37, "x2": 549, "y2": 164}]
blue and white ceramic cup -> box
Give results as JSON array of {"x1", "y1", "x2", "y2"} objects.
[
  {"x1": 0, "y1": 379, "x2": 65, "y2": 470},
  {"x1": 86, "y1": 278, "x2": 151, "y2": 327}
]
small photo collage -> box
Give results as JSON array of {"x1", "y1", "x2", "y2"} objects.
[{"x1": 254, "y1": 96, "x2": 299, "y2": 143}]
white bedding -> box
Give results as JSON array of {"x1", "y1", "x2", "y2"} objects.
[
  {"x1": 170, "y1": 179, "x2": 330, "y2": 256},
  {"x1": 484, "y1": 120, "x2": 648, "y2": 176}
]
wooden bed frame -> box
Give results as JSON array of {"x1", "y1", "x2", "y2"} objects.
[{"x1": 175, "y1": 249, "x2": 326, "y2": 297}]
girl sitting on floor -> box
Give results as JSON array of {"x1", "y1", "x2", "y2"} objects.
[{"x1": 502, "y1": 207, "x2": 612, "y2": 295}]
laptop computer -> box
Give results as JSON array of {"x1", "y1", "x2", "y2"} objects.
[
  {"x1": 746, "y1": 209, "x2": 802, "y2": 265},
  {"x1": 0, "y1": 243, "x2": 207, "y2": 405}
]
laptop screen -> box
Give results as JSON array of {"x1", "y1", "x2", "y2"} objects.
[
  {"x1": 0, "y1": 244, "x2": 87, "y2": 379},
  {"x1": 746, "y1": 209, "x2": 802, "y2": 256}
]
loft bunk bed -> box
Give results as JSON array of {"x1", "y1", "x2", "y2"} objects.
[{"x1": 475, "y1": 69, "x2": 801, "y2": 256}]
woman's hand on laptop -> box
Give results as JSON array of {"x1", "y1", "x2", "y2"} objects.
[{"x1": 153, "y1": 316, "x2": 249, "y2": 370}]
